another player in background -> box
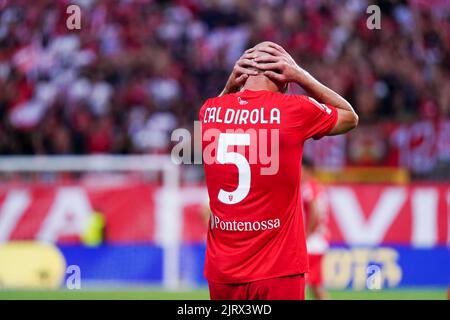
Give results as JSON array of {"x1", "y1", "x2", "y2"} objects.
[
  {"x1": 301, "y1": 157, "x2": 330, "y2": 300},
  {"x1": 200, "y1": 41, "x2": 358, "y2": 300}
]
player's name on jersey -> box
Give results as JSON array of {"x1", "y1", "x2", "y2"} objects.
[{"x1": 203, "y1": 107, "x2": 281, "y2": 125}]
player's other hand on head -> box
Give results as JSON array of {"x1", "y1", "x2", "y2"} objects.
[
  {"x1": 221, "y1": 49, "x2": 260, "y2": 95},
  {"x1": 252, "y1": 42, "x2": 306, "y2": 85}
]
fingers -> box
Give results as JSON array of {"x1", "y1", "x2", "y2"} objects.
[
  {"x1": 264, "y1": 70, "x2": 285, "y2": 82},
  {"x1": 254, "y1": 55, "x2": 281, "y2": 63},
  {"x1": 234, "y1": 65, "x2": 258, "y2": 76},
  {"x1": 235, "y1": 73, "x2": 249, "y2": 85},
  {"x1": 240, "y1": 51, "x2": 259, "y2": 60},
  {"x1": 255, "y1": 41, "x2": 287, "y2": 54},
  {"x1": 267, "y1": 42, "x2": 287, "y2": 54},
  {"x1": 253, "y1": 61, "x2": 283, "y2": 71},
  {"x1": 254, "y1": 45, "x2": 282, "y2": 57},
  {"x1": 237, "y1": 58, "x2": 257, "y2": 68},
  {"x1": 244, "y1": 42, "x2": 287, "y2": 56}
]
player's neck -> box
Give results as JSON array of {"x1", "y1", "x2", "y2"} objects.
[{"x1": 241, "y1": 75, "x2": 280, "y2": 93}]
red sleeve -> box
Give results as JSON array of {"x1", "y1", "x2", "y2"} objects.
[{"x1": 295, "y1": 95, "x2": 338, "y2": 140}]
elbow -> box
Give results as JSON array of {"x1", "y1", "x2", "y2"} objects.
[
  {"x1": 330, "y1": 108, "x2": 359, "y2": 136},
  {"x1": 342, "y1": 101, "x2": 358, "y2": 131},
  {"x1": 350, "y1": 112, "x2": 359, "y2": 130}
]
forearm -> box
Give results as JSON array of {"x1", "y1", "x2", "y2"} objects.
[
  {"x1": 219, "y1": 87, "x2": 230, "y2": 97},
  {"x1": 306, "y1": 205, "x2": 319, "y2": 237},
  {"x1": 294, "y1": 69, "x2": 355, "y2": 113},
  {"x1": 219, "y1": 80, "x2": 237, "y2": 96}
]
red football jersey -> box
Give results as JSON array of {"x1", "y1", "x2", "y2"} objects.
[{"x1": 200, "y1": 89, "x2": 338, "y2": 283}]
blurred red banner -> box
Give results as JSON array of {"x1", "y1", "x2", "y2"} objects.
[{"x1": 0, "y1": 183, "x2": 448, "y2": 246}]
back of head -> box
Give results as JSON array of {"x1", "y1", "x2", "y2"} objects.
[{"x1": 241, "y1": 43, "x2": 288, "y2": 93}]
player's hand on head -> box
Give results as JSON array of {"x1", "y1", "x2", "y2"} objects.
[
  {"x1": 222, "y1": 51, "x2": 259, "y2": 94},
  {"x1": 252, "y1": 42, "x2": 305, "y2": 84},
  {"x1": 234, "y1": 52, "x2": 259, "y2": 81}
]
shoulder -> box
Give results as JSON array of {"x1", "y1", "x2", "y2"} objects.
[
  {"x1": 268, "y1": 92, "x2": 311, "y2": 106},
  {"x1": 199, "y1": 98, "x2": 212, "y2": 120},
  {"x1": 199, "y1": 96, "x2": 225, "y2": 120},
  {"x1": 200, "y1": 97, "x2": 218, "y2": 111},
  {"x1": 203, "y1": 95, "x2": 229, "y2": 106}
]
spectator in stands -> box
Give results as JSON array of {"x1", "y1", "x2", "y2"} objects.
[{"x1": 0, "y1": 0, "x2": 449, "y2": 177}]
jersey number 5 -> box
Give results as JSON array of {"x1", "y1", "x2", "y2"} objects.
[{"x1": 217, "y1": 133, "x2": 251, "y2": 205}]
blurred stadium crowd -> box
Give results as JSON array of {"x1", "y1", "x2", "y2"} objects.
[{"x1": 0, "y1": 0, "x2": 449, "y2": 177}]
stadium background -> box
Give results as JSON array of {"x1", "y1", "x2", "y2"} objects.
[{"x1": 0, "y1": 0, "x2": 449, "y2": 299}]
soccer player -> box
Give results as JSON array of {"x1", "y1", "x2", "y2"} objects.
[
  {"x1": 199, "y1": 42, "x2": 358, "y2": 300},
  {"x1": 301, "y1": 157, "x2": 330, "y2": 300}
]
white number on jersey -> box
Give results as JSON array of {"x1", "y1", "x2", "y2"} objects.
[{"x1": 217, "y1": 133, "x2": 251, "y2": 205}]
